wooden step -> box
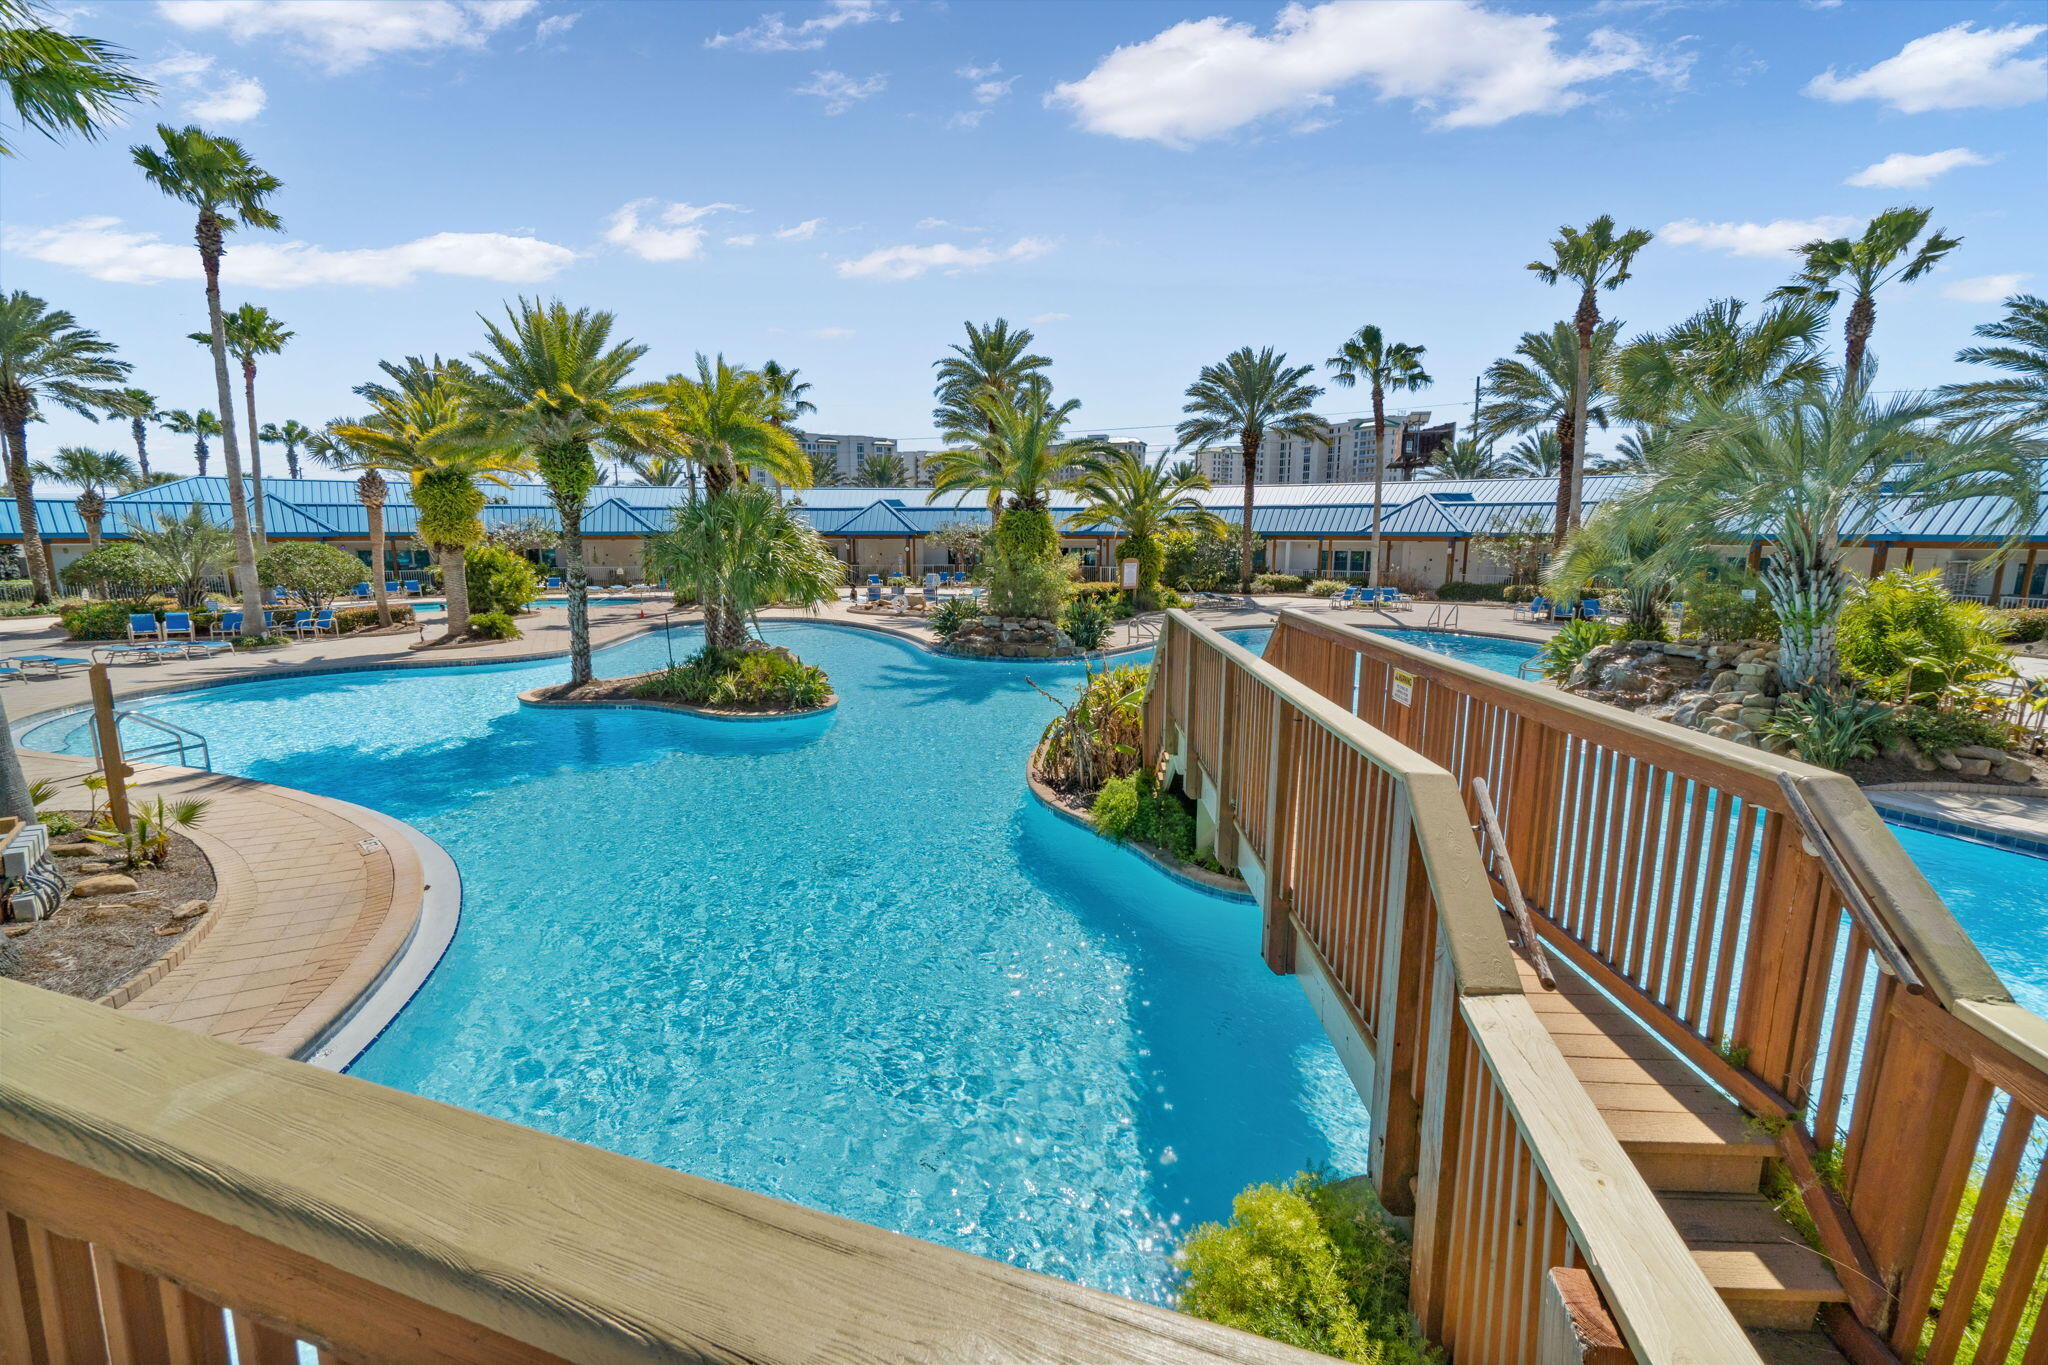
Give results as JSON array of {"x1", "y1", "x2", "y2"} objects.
[
  {"x1": 1660, "y1": 1193, "x2": 1852, "y2": 1331},
  {"x1": 1747, "y1": 1328, "x2": 1855, "y2": 1365}
]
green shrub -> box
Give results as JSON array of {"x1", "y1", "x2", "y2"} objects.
[
  {"x1": 1764, "y1": 690, "x2": 1892, "y2": 769},
  {"x1": 58, "y1": 542, "x2": 165, "y2": 596},
  {"x1": 634, "y1": 647, "x2": 832, "y2": 709},
  {"x1": 1062, "y1": 595, "x2": 1112, "y2": 651},
  {"x1": 928, "y1": 595, "x2": 984, "y2": 641},
  {"x1": 989, "y1": 548, "x2": 1074, "y2": 620},
  {"x1": 1501, "y1": 583, "x2": 1537, "y2": 603},
  {"x1": 1840, "y1": 569, "x2": 2014, "y2": 705},
  {"x1": 1307, "y1": 579, "x2": 1345, "y2": 598},
  {"x1": 1164, "y1": 524, "x2": 1259, "y2": 592},
  {"x1": 465, "y1": 543, "x2": 544, "y2": 617},
  {"x1": 1120, "y1": 770, "x2": 1200, "y2": 864},
  {"x1": 1435, "y1": 581, "x2": 1507, "y2": 602},
  {"x1": 1251, "y1": 572, "x2": 1307, "y2": 594},
  {"x1": 1890, "y1": 704, "x2": 2018, "y2": 755},
  {"x1": 1178, "y1": 1172, "x2": 1431, "y2": 1364},
  {"x1": 1539, "y1": 617, "x2": 1614, "y2": 681},
  {"x1": 257, "y1": 541, "x2": 367, "y2": 610},
  {"x1": 1680, "y1": 577, "x2": 1775, "y2": 642},
  {"x1": 1033, "y1": 665, "x2": 1150, "y2": 790},
  {"x1": 1992, "y1": 606, "x2": 2048, "y2": 643},
  {"x1": 467, "y1": 610, "x2": 519, "y2": 640},
  {"x1": 1072, "y1": 581, "x2": 1124, "y2": 603},
  {"x1": 59, "y1": 598, "x2": 169, "y2": 640},
  {"x1": 1091, "y1": 775, "x2": 1140, "y2": 840},
  {"x1": 334, "y1": 603, "x2": 415, "y2": 633}
]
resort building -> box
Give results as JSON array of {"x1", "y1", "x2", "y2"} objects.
[
  {"x1": 1198, "y1": 414, "x2": 1454, "y2": 485},
  {"x1": 791, "y1": 430, "x2": 899, "y2": 483},
  {"x1": 14, "y1": 470, "x2": 2047, "y2": 603}
]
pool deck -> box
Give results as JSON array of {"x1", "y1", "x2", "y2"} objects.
[{"x1": 1865, "y1": 784, "x2": 2048, "y2": 856}]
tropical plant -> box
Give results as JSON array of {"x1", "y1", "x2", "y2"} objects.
[
  {"x1": 1539, "y1": 616, "x2": 1616, "y2": 682},
  {"x1": 1063, "y1": 448, "x2": 1217, "y2": 608},
  {"x1": 1610, "y1": 297, "x2": 1830, "y2": 428},
  {"x1": 932, "y1": 318, "x2": 1051, "y2": 442},
  {"x1": 1545, "y1": 504, "x2": 1718, "y2": 641},
  {"x1": 645, "y1": 481, "x2": 841, "y2": 653},
  {"x1": 1762, "y1": 689, "x2": 1894, "y2": 770},
  {"x1": 191, "y1": 301, "x2": 291, "y2": 536},
  {"x1": 0, "y1": 0, "x2": 153, "y2": 157},
  {"x1": 1679, "y1": 575, "x2": 1775, "y2": 642},
  {"x1": 925, "y1": 593, "x2": 983, "y2": 641},
  {"x1": 112, "y1": 386, "x2": 157, "y2": 476},
  {"x1": 0, "y1": 291, "x2": 130, "y2": 600},
  {"x1": 1162, "y1": 521, "x2": 1258, "y2": 592},
  {"x1": 122, "y1": 503, "x2": 233, "y2": 609},
  {"x1": 1479, "y1": 320, "x2": 1617, "y2": 538},
  {"x1": 85, "y1": 795, "x2": 208, "y2": 869},
  {"x1": 465, "y1": 541, "x2": 543, "y2": 616},
  {"x1": 635, "y1": 646, "x2": 832, "y2": 710},
  {"x1": 760, "y1": 359, "x2": 814, "y2": 428},
  {"x1": 260, "y1": 417, "x2": 314, "y2": 479},
  {"x1": 1498, "y1": 431, "x2": 1562, "y2": 476},
  {"x1": 256, "y1": 540, "x2": 361, "y2": 611},
  {"x1": 159, "y1": 407, "x2": 221, "y2": 476},
  {"x1": 1771, "y1": 205, "x2": 1961, "y2": 392},
  {"x1": 1061, "y1": 594, "x2": 1111, "y2": 650},
  {"x1": 1029, "y1": 663, "x2": 1148, "y2": 791},
  {"x1": 1627, "y1": 386, "x2": 2040, "y2": 688},
  {"x1": 804, "y1": 448, "x2": 841, "y2": 487},
  {"x1": 1175, "y1": 347, "x2": 1323, "y2": 589},
  {"x1": 32, "y1": 442, "x2": 131, "y2": 494},
  {"x1": 1427, "y1": 436, "x2": 1497, "y2": 479},
  {"x1": 1939, "y1": 294, "x2": 2048, "y2": 438},
  {"x1": 1327, "y1": 325, "x2": 1430, "y2": 590},
  {"x1": 856, "y1": 450, "x2": 908, "y2": 485},
  {"x1": 465, "y1": 609, "x2": 519, "y2": 641},
  {"x1": 132, "y1": 122, "x2": 283, "y2": 627},
  {"x1": 1838, "y1": 568, "x2": 2015, "y2": 707},
  {"x1": 623, "y1": 450, "x2": 695, "y2": 486}
]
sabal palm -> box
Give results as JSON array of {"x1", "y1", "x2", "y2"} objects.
[
  {"x1": 191, "y1": 301, "x2": 292, "y2": 535},
  {"x1": 34, "y1": 444, "x2": 133, "y2": 492},
  {"x1": 1174, "y1": 346, "x2": 1323, "y2": 589},
  {"x1": 465, "y1": 298, "x2": 655, "y2": 684},
  {"x1": 0, "y1": 0, "x2": 154, "y2": 157},
  {"x1": 932, "y1": 318, "x2": 1052, "y2": 441},
  {"x1": 0, "y1": 291, "x2": 130, "y2": 600},
  {"x1": 1063, "y1": 448, "x2": 1218, "y2": 602},
  {"x1": 1327, "y1": 325, "x2": 1430, "y2": 589},
  {"x1": 856, "y1": 451, "x2": 907, "y2": 486},
  {"x1": 1771, "y1": 206, "x2": 1960, "y2": 393},
  {"x1": 1528, "y1": 215, "x2": 1654, "y2": 538},
  {"x1": 160, "y1": 408, "x2": 221, "y2": 475},
  {"x1": 760, "y1": 359, "x2": 815, "y2": 427},
  {"x1": 132, "y1": 122, "x2": 283, "y2": 629},
  {"x1": 1610, "y1": 298, "x2": 1830, "y2": 426},
  {"x1": 1625, "y1": 386, "x2": 2039, "y2": 688},
  {"x1": 114, "y1": 386, "x2": 157, "y2": 476},
  {"x1": 1939, "y1": 294, "x2": 2048, "y2": 437},
  {"x1": 260, "y1": 417, "x2": 314, "y2": 478}
]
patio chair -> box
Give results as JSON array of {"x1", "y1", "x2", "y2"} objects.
[
  {"x1": 1334, "y1": 587, "x2": 1362, "y2": 609},
  {"x1": 547, "y1": 576, "x2": 563, "y2": 590},
  {"x1": 161, "y1": 611, "x2": 196, "y2": 640},
  {"x1": 353, "y1": 582, "x2": 373, "y2": 599},
  {"x1": 126, "y1": 612, "x2": 162, "y2": 643},
  {"x1": 0, "y1": 665, "x2": 20, "y2": 685},
  {"x1": 385, "y1": 580, "x2": 402, "y2": 596},
  {"x1": 403, "y1": 580, "x2": 421, "y2": 597},
  {"x1": 181, "y1": 640, "x2": 234, "y2": 658},
  {"x1": 1580, "y1": 598, "x2": 1608, "y2": 621},
  {"x1": 10, "y1": 655, "x2": 90, "y2": 678},
  {"x1": 1513, "y1": 595, "x2": 1546, "y2": 622},
  {"x1": 304, "y1": 608, "x2": 338, "y2": 636}
]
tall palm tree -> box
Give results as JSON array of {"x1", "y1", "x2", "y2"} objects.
[
  {"x1": 760, "y1": 359, "x2": 815, "y2": 428},
  {"x1": 1527, "y1": 215, "x2": 1654, "y2": 538},
  {"x1": 1480, "y1": 321, "x2": 1617, "y2": 525},
  {"x1": 189, "y1": 301, "x2": 292, "y2": 536},
  {"x1": 160, "y1": 407, "x2": 220, "y2": 475},
  {"x1": 1939, "y1": 294, "x2": 2048, "y2": 437},
  {"x1": 114, "y1": 386, "x2": 157, "y2": 476},
  {"x1": 1544, "y1": 503, "x2": 1720, "y2": 638},
  {"x1": 1327, "y1": 325, "x2": 1431, "y2": 591},
  {"x1": 1429, "y1": 436, "x2": 1498, "y2": 479},
  {"x1": 932, "y1": 318, "x2": 1052, "y2": 442},
  {"x1": 1499, "y1": 431, "x2": 1562, "y2": 476},
  {"x1": 1771, "y1": 206, "x2": 1961, "y2": 394},
  {"x1": 805, "y1": 448, "x2": 842, "y2": 488},
  {"x1": 1174, "y1": 347, "x2": 1323, "y2": 590},
  {"x1": 132, "y1": 123, "x2": 283, "y2": 631},
  {"x1": 1063, "y1": 448, "x2": 1219, "y2": 606},
  {"x1": 356, "y1": 466, "x2": 391, "y2": 626},
  {"x1": 36, "y1": 446, "x2": 130, "y2": 549},
  {"x1": 1628, "y1": 386, "x2": 2039, "y2": 688},
  {"x1": 465, "y1": 298, "x2": 658, "y2": 683},
  {"x1": 0, "y1": 0, "x2": 153, "y2": 158},
  {"x1": 0, "y1": 291, "x2": 129, "y2": 600},
  {"x1": 856, "y1": 451, "x2": 908, "y2": 486},
  {"x1": 260, "y1": 417, "x2": 314, "y2": 478},
  {"x1": 1610, "y1": 298, "x2": 1830, "y2": 427}
]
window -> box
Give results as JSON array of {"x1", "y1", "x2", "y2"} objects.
[{"x1": 1331, "y1": 549, "x2": 1372, "y2": 574}]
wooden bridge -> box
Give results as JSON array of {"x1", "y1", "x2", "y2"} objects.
[{"x1": 1, "y1": 606, "x2": 2041, "y2": 1363}]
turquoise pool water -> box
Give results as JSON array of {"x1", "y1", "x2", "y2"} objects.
[
  {"x1": 1885, "y1": 825, "x2": 2048, "y2": 1017},
  {"x1": 24, "y1": 621, "x2": 1368, "y2": 1303}
]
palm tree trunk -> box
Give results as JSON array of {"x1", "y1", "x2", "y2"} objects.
[
  {"x1": 242, "y1": 359, "x2": 265, "y2": 542},
  {"x1": 1551, "y1": 408, "x2": 1579, "y2": 549},
  {"x1": 198, "y1": 216, "x2": 264, "y2": 632},
  {"x1": 1239, "y1": 429, "x2": 1258, "y2": 591},
  {"x1": 0, "y1": 695, "x2": 33, "y2": 825},
  {"x1": 132, "y1": 416, "x2": 151, "y2": 478},
  {"x1": 440, "y1": 546, "x2": 472, "y2": 639},
  {"x1": 1761, "y1": 551, "x2": 1847, "y2": 691},
  {"x1": 1843, "y1": 293, "x2": 1874, "y2": 395},
  {"x1": 2, "y1": 416, "x2": 53, "y2": 603},
  {"x1": 368, "y1": 503, "x2": 390, "y2": 627},
  {"x1": 1369, "y1": 384, "x2": 1386, "y2": 591},
  {"x1": 1567, "y1": 288, "x2": 1597, "y2": 538},
  {"x1": 194, "y1": 433, "x2": 208, "y2": 477},
  {"x1": 286, "y1": 441, "x2": 301, "y2": 480},
  {"x1": 558, "y1": 507, "x2": 593, "y2": 685},
  {"x1": 83, "y1": 514, "x2": 102, "y2": 550}
]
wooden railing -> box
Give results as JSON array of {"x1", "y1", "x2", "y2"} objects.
[
  {"x1": 0, "y1": 979, "x2": 1333, "y2": 1365},
  {"x1": 1143, "y1": 611, "x2": 1761, "y2": 1365},
  {"x1": 1265, "y1": 609, "x2": 2048, "y2": 1365}
]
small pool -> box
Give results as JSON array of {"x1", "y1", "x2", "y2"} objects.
[{"x1": 1884, "y1": 825, "x2": 2048, "y2": 1017}]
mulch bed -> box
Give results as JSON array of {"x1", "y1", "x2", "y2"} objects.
[
  {"x1": 0, "y1": 814, "x2": 217, "y2": 1001},
  {"x1": 530, "y1": 671, "x2": 835, "y2": 717}
]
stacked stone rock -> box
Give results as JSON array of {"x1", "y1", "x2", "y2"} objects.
[{"x1": 945, "y1": 615, "x2": 1078, "y2": 659}]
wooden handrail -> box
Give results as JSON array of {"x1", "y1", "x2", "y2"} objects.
[
  {"x1": 1771, "y1": 770, "x2": 1924, "y2": 995},
  {"x1": 0, "y1": 980, "x2": 1322, "y2": 1365}
]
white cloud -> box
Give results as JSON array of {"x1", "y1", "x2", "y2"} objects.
[
  {"x1": 795, "y1": 69, "x2": 885, "y2": 113},
  {"x1": 1659, "y1": 216, "x2": 1859, "y2": 259},
  {"x1": 915, "y1": 216, "x2": 982, "y2": 231},
  {"x1": 774, "y1": 218, "x2": 823, "y2": 240},
  {"x1": 725, "y1": 233, "x2": 760, "y2": 247},
  {"x1": 7, "y1": 215, "x2": 576, "y2": 287},
  {"x1": 1030, "y1": 312, "x2": 1069, "y2": 323},
  {"x1": 532, "y1": 10, "x2": 578, "y2": 44},
  {"x1": 1846, "y1": 147, "x2": 1991, "y2": 189},
  {"x1": 1047, "y1": 0, "x2": 1688, "y2": 147},
  {"x1": 147, "y1": 48, "x2": 267, "y2": 123},
  {"x1": 947, "y1": 57, "x2": 1015, "y2": 127},
  {"x1": 810, "y1": 326, "x2": 855, "y2": 338},
  {"x1": 602, "y1": 200, "x2": 745, "y2": 262},
  {"x1": 1943, "y1": 273, "x2": 2032, "y2": 304},
  {"x1": 706, "y1": 0, "x2": 896, "y2": 53},
  {"x1": 835, "y1": 236, "x2": 1054, "y2": 281},
  {"x1": 1806, "y1": 22, "x2": 2046, "y2": 113},
  {"x1": 155, "y1": 0, "x2": 546, "y2": 73}
]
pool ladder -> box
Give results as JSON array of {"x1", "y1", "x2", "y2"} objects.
[
  {"x1": 1423, "y1": 602, "x2": 1462, "y2": 631},
  {"x1": 87, "y1": 710, "x2": 213, "y2": 774}
]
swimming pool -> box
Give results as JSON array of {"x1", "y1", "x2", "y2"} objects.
[{"x1": 24, "y1": 622, "x2": 1368, "y2": 1303}]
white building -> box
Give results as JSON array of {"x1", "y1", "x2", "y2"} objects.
[
  {"x1": 794, "y1": 431, "x2": 899, "y2": 482},
  {"x1": 1200, "y1": 413, "x2": 1445, "y2": 486}
]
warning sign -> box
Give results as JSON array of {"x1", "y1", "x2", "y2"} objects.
[{"x1": 1392, "y1": 669, "x2": 1415, "y2": 706}]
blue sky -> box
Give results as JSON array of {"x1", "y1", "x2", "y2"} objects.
[{"x1": 6, "y1": 0, "x2": 2045, "y2": 479}]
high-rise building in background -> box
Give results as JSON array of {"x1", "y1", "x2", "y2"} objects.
[
  {"x1": 793, "y1": 431, "x2": 900, "y2": 483},
  {"x1": 1197, "y1": 413, "x2": 1452, "y2": 485}
]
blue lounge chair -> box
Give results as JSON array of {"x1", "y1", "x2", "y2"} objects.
[
  {"x1": 0, "y1": 666, "x2": 20, "y2": 684},
  {"x1": 182, "y1": 640, "x2": 233, "y2": 658},
  {"x1": 1515, "y1": 595, "x2": 1547, "y2": 622},
  {"x1": 126, "y1": 612, "x2": 161, "y2": 642},
  {"x1": 162, "y1": 611, "x2": 195, "y2": 640},
  {"x1": 1581, "y1": 598, "x2": 1608, "y2": 621},
  {"x1": 353, "y1": 582, "x2": 373, "y2": 598},
  {"x1": 547, "y1": 576, "x2": 563, "y2": 590},
  {"x1": 216, "y1": 611, "x2": 244, "y2": 636},
  {"x1": 385, "y1": 580, "x2": 402, "y2": 595},
  {"x1": 304, "y1": 608, "x2": 337, "y2": 636},
  {"x1": 10, "y1": 655, "x2": 90, "y2": 678},
  {"x1": 403, "y1": 580, "x2": 421, "y2": 596}
]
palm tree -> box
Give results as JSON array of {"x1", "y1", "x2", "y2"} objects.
[
  {"x1": 132, "y1": 123, "x2": 283, "y2": 631},
  {"x1": 621, "y1": 451, "x2": 694, "y2": 486},
  {"x1": 191, "y1": 302, "x2": 292, "y2": 538},
  {"x1": 355, "y1": 466, "x2": 391, "y2": 627},
  {"x1": 0, "y1": 0, "x2": 153, "y2": 158},
  {"x1": 114, "y1": 386, "x2": 157, "y2": 476},
  {"x1": 1627, "y1": 386, "x2": 2039, "y2": 688},
  {"x1": 1610, "y1": 298, "x2": 1830, "y2": 427},
  {"x1": 805, "y1": 448, "x2": 842, "y2": 488},
  {"x1": 260, "y1": 417, "x2": 314, "y2": 479},
  {"x1": 932, "y1": 318, "x2": 1052, "y2": 442},
  {"x1": 465, "y1": 298, "x2": 658, "y2": 682},
  {"x1": 1771, "y1": 206, "x2": 1961, "y2": 394},
  {"x1": 645, "y1": 483, "x2": 842, "y2": 654},
  {"x1": 1939, "y1": 294, "x2": 2048, "y2": 437},
  {"x1": 0, "y1": 291, "x2": 130, "y2": 600},
  {"x1": 160, "y1": 408, "x2": 221, "y2": 475},
  {"x1": 331, "y1": 362, "x2": 527, "y2": 640},
  {"x1": 760, "y1": 359, "x2": 815, "y2": 428},
  {"x1": 1544, "y1": 503, "x2": 1720, "y2": 639},
  {"x1": 34, "y1": 444, "x2": 134, "y2": 550},
  {"x1": 1327, "y1": 325, "x2": 1431, "y2": 591},
  {"x1": 1174, "y1": 347, "x2": 1323, "y2": 590},
  {"x1": 1063, "y1": 448, "x2": 1219, "y2": 607},
  {"x1": 125, "y1": 503, "x2": 234, "y2": 609},
  {"x1": 856, "y1": 451, "x2": 908, "y2": 486},
  {"x1": 1429, "y1": 436, "x2": 1498, "y2": 479},
  {"x1": 1480, "y1": 321, "x2": 1617, "y2": 527},
  {"x1": 1499, "y1": 431, "x2": 1562, "y2": 476},
  {"x1": 1527, "y1": 215, "x2": 1654, "y2": 538}
]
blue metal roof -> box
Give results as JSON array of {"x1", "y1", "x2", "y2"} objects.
[{"x1": 0, "y1": 500, "x2": 93, "y2": 538}]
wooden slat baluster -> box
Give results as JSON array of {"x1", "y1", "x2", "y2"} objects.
[
  {"x1": 1971, "y1": 1150, "x2": 2048, "y2": 1365},
  {"x1": 91, "y1": 1247, "x2": 173, "y2": 1365},
  {"x1": 1923, "y1": 1106, "x2": 2035, "y2": 1364},
  {"x1": 232, "y1": 1313, "x2": 302, "y2": 1365},
  {"x1": 1811, "y1": 927, "x2": 1871, "y2": 1150},
  {"x1": 0, "y1": 1213, "x2": 48, "y2": 1365},
  {"x1": 158, "y1": 1280, "x2": 231, "y2": 1365},
  {"x1": 24, "y1": 1223, "x2": 106, "y2": 1364}
]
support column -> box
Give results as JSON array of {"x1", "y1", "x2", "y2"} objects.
[
  {"x1": 1990, "y1": 555, "x2": 2009, "y2": 609},
  {"x1": 1746, "y1": 540, "x2": 1763, "y2": 575},
  {"x1": 1870, "y1": 541, "x2": 1890, "y2": 577},
  {"x1": 2023, "y1": 546, "x2": 2040, "y2": 605}
]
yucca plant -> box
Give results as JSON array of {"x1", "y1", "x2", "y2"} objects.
[
  {"x1": 85, "y1": 795, "x2": 208, "y2": 868},
  {"x1": 1762, "y1": 690, "x2": 1891, "y2": 770}
]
